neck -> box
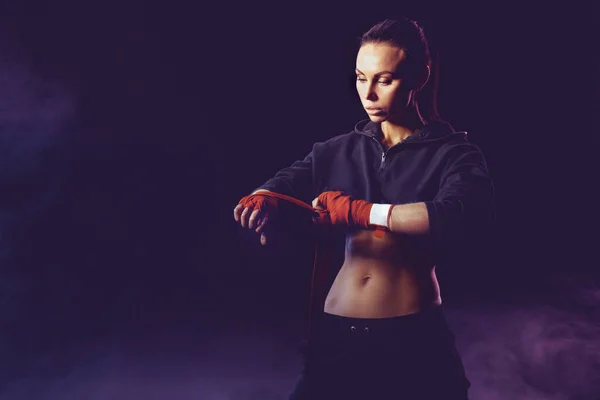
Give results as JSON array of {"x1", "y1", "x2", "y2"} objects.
[{"x1": 380, "y1": 107, "x2": 426, "y2": 147}]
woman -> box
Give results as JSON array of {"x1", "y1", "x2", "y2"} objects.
[{"x1": 234, "y1": 18, "x2": 494, "y2": 399}]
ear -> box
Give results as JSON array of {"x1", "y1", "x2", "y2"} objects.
[{"x1": 414, "y1": 64, "x2": 431, "y2": 91}]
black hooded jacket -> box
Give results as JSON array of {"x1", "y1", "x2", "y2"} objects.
[{"x1": 255, "y1": 119, "x2": 495, "y2": 264}]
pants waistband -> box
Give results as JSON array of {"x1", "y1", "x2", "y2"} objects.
[{"x1": 316, "y1": 305, "x2": 449, "y2": 341}]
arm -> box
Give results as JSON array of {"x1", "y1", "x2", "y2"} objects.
[
  {"x1": 236, "y1": 147, "x2": 316, "y2": 245},
  {"x1": 252, "y1": 149, "x2": 315, "y2": 204},
  {"x1": 386, "y1": 145, "x2": 495, "y2": 260},
  {"x1": 252, "y1": 189, "x2": 272, "y2": 194},
  {"x1": 386, "y1": 202, "x2": 429, "y2": 234},
  {"x1": 315, "y1": 144, "x2": 495, "y2": 258}
]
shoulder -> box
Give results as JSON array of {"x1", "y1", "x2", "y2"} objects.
[
  {"x1": 433, "y1": 136, "x2": 492, "y2": 181},
  {"x1": 320, "y1": 132, "x2": 357, "y2": 147},
  {"x1": 438, "y1": 132, "x2": 488, "y2": 162},
  {"x1": 311, "y1": 124, "x2": 366, "y2": 152}
]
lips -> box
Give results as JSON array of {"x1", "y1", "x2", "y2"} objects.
[{"x1": 365, "y1": 107, "x2": 384, "y2": 115}]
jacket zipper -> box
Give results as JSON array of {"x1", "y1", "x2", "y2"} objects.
[
  {"x1": 372, "y1": 137, "x2": 395, "y2": 171},
  {"x1": 367, "y1": 131, "x2": 462, "y2": 171}
]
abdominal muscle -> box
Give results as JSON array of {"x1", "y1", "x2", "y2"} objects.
[{"x1": 323, "y1": 230, "x2": 442, "y2": 318}]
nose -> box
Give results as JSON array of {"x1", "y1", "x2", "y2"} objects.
[{"x1": 365, "y1": 83, "x2": 378, "y2": 102}]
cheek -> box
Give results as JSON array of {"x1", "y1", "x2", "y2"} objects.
[
  {"x1": 378, "y1": 87, "x2": 399, "y2": 106},
  {"x1": 388, "y1": 87, "x2": 410, "y2": 108},
  {"x1": 355, "y1": 82, "x2": 365, "y2": 97}
]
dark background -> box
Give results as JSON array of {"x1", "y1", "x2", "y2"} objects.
[{"x1": 0, "y1": 1, "x2": 597, "y2": 399}]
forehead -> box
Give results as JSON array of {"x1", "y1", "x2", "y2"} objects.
[{"x1": 356, "y1": 42, "x2": 406, "y2": 73}]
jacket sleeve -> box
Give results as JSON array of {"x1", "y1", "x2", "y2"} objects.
[
  {"x1": 253, "y1": 147, "x2": 315, "y2": 204},
  {"x1": 424, "y1": 143, "x2": 496, "y2": 262}
]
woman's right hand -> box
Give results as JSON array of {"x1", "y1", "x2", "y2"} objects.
[{"x1": 233, "y1": 190, "x2": 273, "y2": 246}]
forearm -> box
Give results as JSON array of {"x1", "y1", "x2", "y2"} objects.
[
  {"x1": 252, "y1": 149, "x2": 315, "y2": 202},
  {"x1": 386, "y1": 202, "x2": 430, "y2": 235}
]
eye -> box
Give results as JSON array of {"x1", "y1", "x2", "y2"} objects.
[
  {"x1": 356, "y1": 77, "x2": 367, "y2": 83},
  {"x1": 378, "y1": 80, "x2": 392, "y2": 86}
]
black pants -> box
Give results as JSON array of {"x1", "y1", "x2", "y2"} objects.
[{"x1": 289, "y1": 306, "x2": 470, "y2": 400}]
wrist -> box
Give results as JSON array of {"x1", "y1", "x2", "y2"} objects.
[
  {"x1": 369, "y1": 203, "x2": 394, "y2": 229},
  {"x1": 252, "y1": 189, "x2": 271, "y2": 195}
]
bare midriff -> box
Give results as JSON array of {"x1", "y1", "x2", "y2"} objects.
[{"x1": 323, "y1": 230, "x2": 442, "y2": 318}]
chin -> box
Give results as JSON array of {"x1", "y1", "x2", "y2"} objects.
[{"x1": 367, "y1": 114, "x2": 387, "y2": 122}]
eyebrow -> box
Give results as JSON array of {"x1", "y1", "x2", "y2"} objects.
[{"x1": 355, "y1": 68, "x2": 396, "y2": 76}]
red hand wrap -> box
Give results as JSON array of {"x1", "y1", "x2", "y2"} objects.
[
  {"x1": 238, "y1": 191, "x2": 322, "y2": 219},
  {"x1": 315, "y1": 191, "x2": 373, "y2": 229},
  {"x1": 238, "y1": 193, "x2": 281, "y2": 218}
]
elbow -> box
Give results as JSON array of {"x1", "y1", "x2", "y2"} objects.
[
  {"x1": 425, "y1": 199, "x2": 491, "y2": 261},
  {"x1": 425, "y1": 199, "x2": 467, "y2": 242}
]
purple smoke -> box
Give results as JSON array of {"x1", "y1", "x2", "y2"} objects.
[{"x1": 0, "y1": 285, "x2": 598, "y2": 400}]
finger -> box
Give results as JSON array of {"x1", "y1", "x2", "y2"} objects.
[
  {"x1": 260, "y1": 232, "x2": 267, "y2": 246},
  {"x1": 312, "y1": 215, "x2": 319, "y2": 226},
  {"x1": 255, "y1": 215, "x2": 268, "y2": 233},
  {"x1": 233, "y1": 204, "x2": 243, "y2": 221},
  {"x1": 316, "y1": 192, "x2": 328, "y2": 208},
  {"x1": 248, "y1": 208, "x2": 261, "y2": 230},
  {"x1": 313, "y1": 199, "x2": 325, "y2": 211},
  {"x1": 315, "y1": 211, "x2": 330, "y2": 226},
  {"x1": 240, "y1": 207, "x2": 251, "y2": 228}
]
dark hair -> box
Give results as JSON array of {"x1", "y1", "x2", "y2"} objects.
[{"x1": 360, "y1": 18, "x2": 440, "y2": 122}]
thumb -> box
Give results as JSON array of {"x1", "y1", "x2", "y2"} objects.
[
  {"x1": 317, "y1": 191, "x2": 343, "y2": 209},
  {"x1": 316, "y1": 192, "x2": 332, "y2": 209},
  {"x1": 312, "y1": 197, "x2": 324, "y2": 210},
  {"x1": 314, "y1": 210, "x2": 331, "y2": 226},
  {"x1": 260, "y1": 232, "x2": 268, "y2": 246}
]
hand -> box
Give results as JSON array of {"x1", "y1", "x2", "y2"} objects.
[
  {"x1": 233, "y1": 190, "x2": 277, "y2": 245},
  {"x1": 312, "y1": 191, "x2": 373, "y2": 229}
]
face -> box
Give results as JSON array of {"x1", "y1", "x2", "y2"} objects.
[{"x1": 355, "y1": 42, "x2": 412, "y2": 123}]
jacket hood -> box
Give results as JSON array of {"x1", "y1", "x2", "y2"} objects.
[{"x1": 353, "y1": 119, "x2": 466, "y2": 143}]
